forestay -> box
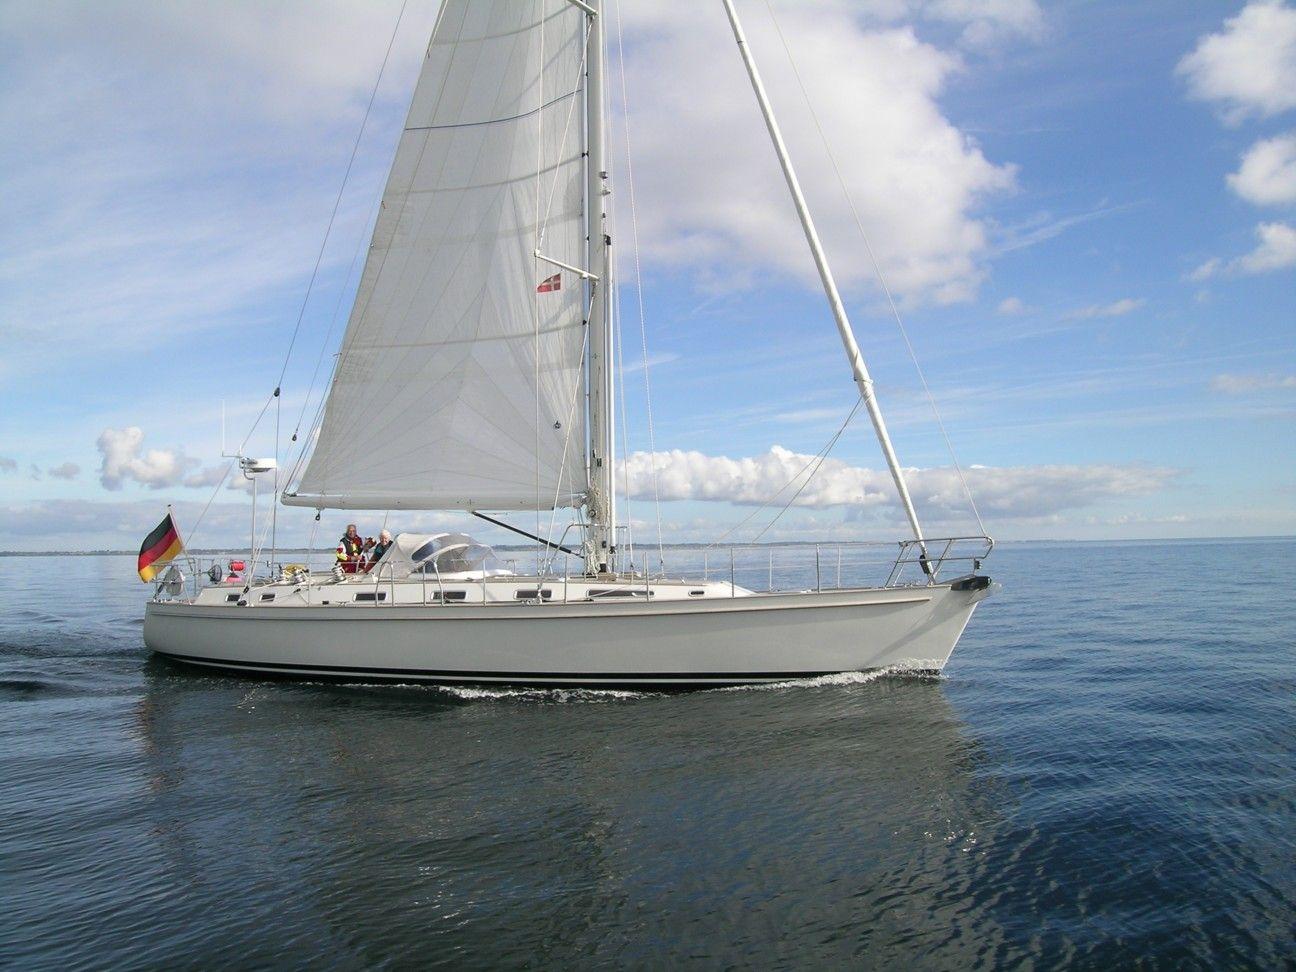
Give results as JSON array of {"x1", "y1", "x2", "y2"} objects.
[{"x1": 286, "y1": 0, "x2": 590, "y2": 511}]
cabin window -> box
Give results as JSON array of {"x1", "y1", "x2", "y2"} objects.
[
  {"x1": 354, "y1": 591, "x2": 387, "y2": 602},
  {"x1": 259, "y1": 593, "x2": 275, "y2": 602},
  {"x1": 226, "y1": 593, "x2": 240, "y2": 603},
  {"x1": 588, "y1": 588, "x2": 652, "y2": 598},
  {"x1": 432, "y1": 590, "x2": 467, "y2": 602},
  {"x1": 514, "y1": 589, "x2": 553, "y2": 600},
  {"x1": 689, "y1": 590, "x2": 706, "y2": 596}
]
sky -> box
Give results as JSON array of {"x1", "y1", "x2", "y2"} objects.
[{"x1": 0, "y1": 0, "x2": 1293, "y2": 553}]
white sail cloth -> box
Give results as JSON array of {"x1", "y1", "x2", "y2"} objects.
[{"x1": 286, "y1": 1, "x2": 590, "y2": 511}]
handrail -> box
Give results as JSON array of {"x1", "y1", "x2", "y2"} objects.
[
  {"x1": 885, "y1": 535, "x2": 994, "y2": 587},
  {"x1": 157, "y1": 535, "x2": 993, "y2": 604}
]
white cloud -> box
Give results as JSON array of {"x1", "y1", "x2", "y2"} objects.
[
  {"x1": 0, "y1": 0, "x2": 1030, "y2": 389},
  {"x1": 1210, "y1": 373, "x2": 1296, "y2": 393},
  {"x1": 921, "y1": 0, "x2": 1044, "y2": 48},
  {"x1": 1228, "y1": 132, "x2": 1296, "y2": 205},
  {"x1": 773, "y1": 407, "x2": 851, "y2": 424},
  {"x1": 1065, "y1": 298, "x2": 1145, "y2": 320},
  {"x1": 996, "y1": 296, "x2": 1027, "y2": 315},
  {"x1": 615, "y1": 0, "x2": 1017, "y2": 305},
  {"x1": 1188, "y1": 258, "x2": 1222, "y2": 282},
  {"x1": 623, "y1": 446, "x2": 1178, "y2": 519},
  {"x1": 0, "y1": 457, "x2": 15, "y2": 474},
  {"x1": 0, "y1": 1, "x2": 437, "y2": 385},
  {"x1": 47, "y1": 462, "x2": 80, "y2": 480},
  {"x1": 225, "y1": 476, "x2": 258, "y2": 495},
  {"x1": 993, "y1": 201, "x2": 1137, "y2": 256},
  {"x1": 97, "y1": 426, "x2": 200, "y2": 491},
  {"x1": 1177, "y1": 0, "x2": 1296, "y2": 125},
  {"x1": 1195, "y1": 221, "x2": 1296, "y2": 278},
  {"x1": 184, "y1": 465, "x2": 232, "y2": 489},
  {"x1": 1236, "y1": 220, "x2": 1296, "y2": 272},
  {"x1": 850, "y1": 0, "x2": 1045, "y2": 49},
  {"x1": 621, "y1": 351, "x2": 681, "y2": 374}
]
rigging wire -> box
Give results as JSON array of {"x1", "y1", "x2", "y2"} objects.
[
  {"x1": 539, "y1": 340, "x2": 591, "y2": 579},
  {"x1": 185, "y1": 387, "x2": 277, "y2": 547},
  {"x1": 613, "y1": 274, "x2": 637, "y2": 571},
  {"x1": 531, "y1": 8, "x2": 594, "y2": 573},
  {"x1": 182, "y1": 458, "x2": 236, "y2": 550},
  {"x1": 750, "y1": 400, "x2": 861, "y2": 542},
  {"x1": 705, "y1": 398, "x2": 862, "y2": 548},
  {"x1": 760, "y1": 0, "x2": 987, "y2": 536},
  {"x1": 297, "y1": 0, "x2": 454, "y2": 495},
  {"x1": 274, "y1": 0, "x2": 411, "y2": 395},
  {"x1": 289, "y1": 192, "x2": 383, "y2": 447},
  {"x1": 271, "y1": 388, "x2": 280, "y2": 564},
  {"x1": 234, "y1": 0, "x2": 410, "y2": 562},
  {"x1": 532, "y1": 1, "x2": 548, "y2": 574},
  {"x1": 611, "y1": 0, "x2": 665, "y2": 575}
]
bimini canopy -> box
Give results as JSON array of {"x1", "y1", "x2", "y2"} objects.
[{"x1": 369, "y1": 533, "x2": 512, "y2": 579}]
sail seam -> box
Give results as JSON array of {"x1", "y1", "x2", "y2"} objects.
[
  {"x1": 312, "y1": 0, "x2": 468, "y2": 498},
  {"x1": 296, "y1": 1, "x2": 592, "y2": 510},
  {"x1": 405, "y1": 90, "x2": 577, "y2": 132},
  {"x1": 340, "y1": 319, "x2": 583, "y2": 350}
]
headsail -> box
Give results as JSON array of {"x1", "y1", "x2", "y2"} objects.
[{"x1": 285, "y1": 0, "x2": 590, "y2": 511}]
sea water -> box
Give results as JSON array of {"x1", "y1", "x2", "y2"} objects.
[{"x1": 1, "y1": 539, "x2": 1292, "y2": 968}]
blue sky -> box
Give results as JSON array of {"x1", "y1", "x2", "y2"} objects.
[{"x1": 1, "y1": 0, "x2": 1293, "y2": 553}]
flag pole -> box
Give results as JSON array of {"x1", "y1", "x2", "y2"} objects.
[
  {"x1": 166, "y1": 503, "x2": 183, "y2": 548},
  {"x1": 166, "y1": 503, "x2": 189, "y2": 594}
]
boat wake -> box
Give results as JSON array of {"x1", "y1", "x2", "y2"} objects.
[
  {"x1": 432, "y1": 684, "x2": 650, "y2": 704},
  {"x1": 714, "y1": 666, "x2": 944, "y2": 693},
  {"x1": 315, "y1": 667, "x2": 943, "y2": 703},
  {"x1": 306, "y1": 680, "x2": 653, "y2": 703}
]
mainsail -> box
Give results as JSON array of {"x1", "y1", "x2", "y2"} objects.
[{"x1": 285, "y1": 0, "x2": 591, "y2": 511}]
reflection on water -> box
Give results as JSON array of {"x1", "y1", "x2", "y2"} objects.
[
  {"x1": 123, "y1": 668, "x2": 1005, "y2": 968},
  {"x1": 2, "y1": 543, "x2": 1294, "y2": 967}
]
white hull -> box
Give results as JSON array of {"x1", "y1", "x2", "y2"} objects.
[{"x1": 144, "y1": 581, "x2": 991, "y2": 688}]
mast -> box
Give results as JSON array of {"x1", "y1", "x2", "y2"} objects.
[
  {"x1": 719, "y1": 0, "x2": 927, "y2": 548},
  {"x1": 583, "y1": 0, "x2": 616, "y2": 574}
]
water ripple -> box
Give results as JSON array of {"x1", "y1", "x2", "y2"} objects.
[{"x1": 0, "y1": 542, "x2": 1293, "y2": 967}]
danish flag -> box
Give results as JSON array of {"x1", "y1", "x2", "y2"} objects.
[{"x1": 536, "y1": 272, "x2": 561, "y2": 293}]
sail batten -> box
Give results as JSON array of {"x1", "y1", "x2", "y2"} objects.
[{"x1": 287, "y1": 0, "x2": 590, "y2": 513}]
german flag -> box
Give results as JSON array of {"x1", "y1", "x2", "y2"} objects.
[{"x1": 138, "y1": 511, "x2": 183, "y2": 582}]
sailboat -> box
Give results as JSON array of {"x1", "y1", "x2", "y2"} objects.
[{"x1": 144, "y1": 0, "x2": 994, "y2": 688}]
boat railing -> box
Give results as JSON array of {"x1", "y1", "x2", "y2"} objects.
[
  {"x1": 685, "y1": 541, "x2": 889, "y2": 594},
  {"x1": 158, "y1": 535, "x2": 992, "y2": 602},
  {"x1": 885, "y1": 535, "x2": 995, "y2": 587},
  {"x1": 155, "y1": 555, "x2": 279, "y2": 600},
  {"x1": 676, "y1": 535, "x2": 993, "y2": 593}
]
